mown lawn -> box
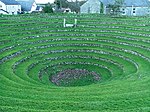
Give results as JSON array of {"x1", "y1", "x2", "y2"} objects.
[{"x1": 0, "y1": 14, "x2": 150, "y2": 112}]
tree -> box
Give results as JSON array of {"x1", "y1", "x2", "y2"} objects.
[
  {"x1": 100, "y1": 2, "x2": 104, "y2": 14},
  {"x1": 43, "y1": 3, "x2": 53, "y2": 13},
  {"x1": 108, "y1": 0, "x2": 124, "y2": 15},
  {"x1": 55, "y1": 0, "x2": 80, "y2": 13},
  {"x1": 54, "y1": 0, "x2": 62, "y2": 9}
]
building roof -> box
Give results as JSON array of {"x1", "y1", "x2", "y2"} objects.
[
  {"x1": 100, "y1": 0, "x2": 150, "y2": 7},
  {"x1": 0, "y1": 0, "x2": 19, "y2": 5},
  {"x1": 15, "y1": 0, "x2": 35, "y2": 11},
  {"x1": 81, "y1": 0, "x2": 114, "y2": 6},
  {"x1": 100, "y1": 0, "x2": 114, "y2": 6},
  {"x1": 123, "y1": 0, "x2": 150, "y2": 7}
]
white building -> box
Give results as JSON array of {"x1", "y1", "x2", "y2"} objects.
[
  {"x1": 80, "y1": 0, "x2": 150, "y2": 16},
  {"x1": 15, "y1": 0, "x2": 37, "y2": 12},
  {"x1": 120, "y1": 0, "x2": 150, "y2": 16},
  {"x1": 80, "y1": 0, "x2": 102, "y2": 14},
  {"x1": 0, "y1": 0, "x2": 21, "y2": 15}
]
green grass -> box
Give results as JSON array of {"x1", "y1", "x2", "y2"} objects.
[{"x1": 0, "y1": 14, "x2": 150, "y2": 112}]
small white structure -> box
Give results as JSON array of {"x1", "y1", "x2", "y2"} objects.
[
  {"x1": 35, "y1": 6, "x2": 43, "y2": 12},
  {"x1": 63, "y1": 18, "x2": 77, "y2": 28},
  {"x1": 64, "y1": 8, "x2": 71, "y2": 13},
  {"x1": 0, "y1": 0, "x2": 21, "y2": 15}
]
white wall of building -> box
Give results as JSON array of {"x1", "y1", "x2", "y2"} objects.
[
  {"x1": 0, "y1": 10, "x2": 8, "y2": 14},
  {"x1": 0, "y1": 1, "x2": 6, "y2": 11},
  {"x1": 80, "y1": 0, "x2": 101, "y2": 13},
  {"x1": 6, "y1": 5, "x2": 21, "y2": 14},
  {"x1": 31, "y1": 2, "x2": 37, "y2": 12},
  {"x1": 0, "y1": 1, "x2": 21, "y2": 15},
  {"x1": 121, "y1": 7, "x2": 149, "y2": 16}
]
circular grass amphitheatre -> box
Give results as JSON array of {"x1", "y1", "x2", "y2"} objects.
[{"x1": 0, "y1": 14, "x2": 150, "y2": 111}]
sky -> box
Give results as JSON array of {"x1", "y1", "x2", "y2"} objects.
[{"x1": 35, "y1": 0, "x2": 84, "y2": 4}]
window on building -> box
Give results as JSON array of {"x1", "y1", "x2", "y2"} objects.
[
  {"x1": 133, "y1": 8, "x2": 136, "y2": 13},
  {"x1": 122, "y1": 12, "x2": 125, "y2": 14},
  {"x1": 0, "y1": 5, "x2": 2, "y2": 9},
  {"x1": 122, "y1": 8, "x2": 125, "y2": 14}
]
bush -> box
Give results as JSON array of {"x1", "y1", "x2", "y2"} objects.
[{"x1": 43, "y1": 3, "x2": 53, "y2": 13}]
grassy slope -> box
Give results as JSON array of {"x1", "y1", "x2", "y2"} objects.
[{"x1": 0, "y1": 14, "x2": 150, "y2": 112}]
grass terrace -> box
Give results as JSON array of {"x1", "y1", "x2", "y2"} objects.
[{"x1": 0, "y1": 14, "x2": 150, "y2": 112}]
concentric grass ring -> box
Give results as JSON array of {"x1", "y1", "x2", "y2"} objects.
[{"x1": 0, "y1": 14, "x2": 150, "y2": 111}]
